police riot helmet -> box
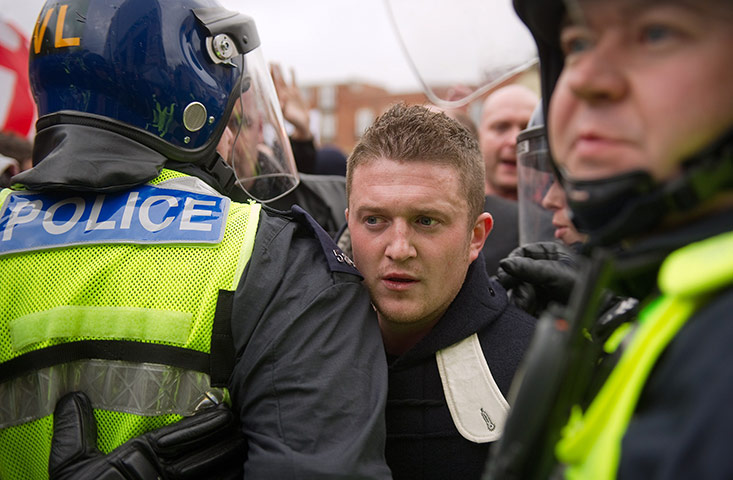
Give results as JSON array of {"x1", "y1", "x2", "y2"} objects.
[
  {"x1": 516, "y1": 102, "x2": 555, "y2": 245},
  {"x1": 26, "y1": 0, "x2": 298, "y2": 202},
  {"x1": 512, "y1": 0, "x2": 733, "y2": 248}
]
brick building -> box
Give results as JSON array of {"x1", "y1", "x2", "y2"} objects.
[{"x1": 300, "y1": 64, "x2": 540, "y2": 156}]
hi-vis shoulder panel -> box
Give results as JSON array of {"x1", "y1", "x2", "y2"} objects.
[{"x1": 0, "y1": 184, "x2": 230, "y2": 255}]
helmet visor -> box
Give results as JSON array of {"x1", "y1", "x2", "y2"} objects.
[
  {"x1": 516, "y1": 126, "x2": 555, "y2": 244},
  {"x1": 222, "y1": 47, "x2": 299, "y2": 203},
  {"x1": 384, "y1": 0, "x2": 538, "y2": 108}
]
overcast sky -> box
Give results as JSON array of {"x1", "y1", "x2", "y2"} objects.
[{"x1": 1, "y1": 0, "x2": 536, "y2": 93}]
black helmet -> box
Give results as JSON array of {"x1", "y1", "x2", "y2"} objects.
[{"x1": 512, "y1": 0, "x2": 733, "y2": 247}]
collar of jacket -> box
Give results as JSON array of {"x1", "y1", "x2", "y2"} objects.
[
  {"x1": 13, "y1": 123, "x2": 166, "y2": 193},
  {"x1": 609, "y1": 208, "x2": 733, "y2": 300},
  {"x1": 390, "y1": 252, "x2": 510, "y2": 368}
]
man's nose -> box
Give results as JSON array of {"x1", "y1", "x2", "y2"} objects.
[
  {"x1": 566, "y1": 37, "x2": 628, "y2": 104},
  {"x1": 502, "y1": 125, "x2": 523, "y2": 150},
  {"x1": 541, "y1": 181, "x2": 564, "y2": 211},
  {"x1": 384, "y1": 223, "x2": 417, "y2": 262}
]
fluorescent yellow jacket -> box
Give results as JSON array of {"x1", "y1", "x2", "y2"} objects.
[
  {"x1": 555, "y1": 230, "x2": 733, "y2": 480},
  {"x1": 0, "y1": 170, "x2": 260, "y2": 479}
]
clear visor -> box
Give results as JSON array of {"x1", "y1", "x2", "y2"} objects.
[
  {"x1": 384, "y1": 0, "x2": 538, "y2": 108},
  {"x1": 221, "y1": 47, "x2": 299, "y2": 203},
  {"x1": 516, "y1": 129, "x2": 555, "y2": 244}
]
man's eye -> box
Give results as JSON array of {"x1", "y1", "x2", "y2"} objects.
[
  {"x1": 417, "y1": 217, "x2": 437, "y2": 227},
  {"x1": 491, "y1": 122, "x2": 512, "y2": 134},
  {"x1": 228, "y1": 113, "x2": 241, "y2": 130},
  {"x1": 365, "y1": 216, "x2": 379, "y2": 225},
  {"x1": 228, "y1": 111, "x2": 253, "y2": 130},
  {"x1": 560, "y1": 27, "x2": 594, "y2": 56},
  {"x1": 640, "y1": 24, "x2": 676, "y2": 44},
  {"x1": 565, "y1": 36, "x2": 593, "y2": 55}
]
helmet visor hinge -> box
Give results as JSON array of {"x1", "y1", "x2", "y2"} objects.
[{"x1": 206, "y1": 34, "x2": 240, "y2": 66}]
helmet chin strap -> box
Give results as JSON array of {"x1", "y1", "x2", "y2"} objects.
[
  {"x1": 562, "y1": 129, "x2": 733, "y2": 249},
  {"x1": 164, "y1": 149, "x2": 246, "y2": 201},
  {"x1": 195, "y1": 151, "x2": 247, "y2": 201}
]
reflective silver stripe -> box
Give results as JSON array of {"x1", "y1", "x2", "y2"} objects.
[
  {"x1": 155, "y1": 175, "x2": 224, "y2": 197},
  {"x1": 0, "y1": 359, "x2": 226, "y2": 428}
]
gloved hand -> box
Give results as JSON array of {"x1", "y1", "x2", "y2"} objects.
[
  {"x1": 49, "y1": 391, "x2": 245, "y2": 480},
  {"x1": 496, "y1": 241, "x2": 580, "y2": 316}
]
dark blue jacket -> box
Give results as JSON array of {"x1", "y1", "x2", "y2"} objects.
[{"x1": 385, "y1": 254, "x2": 537, "y2": 480}]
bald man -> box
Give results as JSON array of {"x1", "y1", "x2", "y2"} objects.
[
  {"x1": 476, "y1": 84, "x2": 538, "y2": 275},
  {"x1": 478, "y1": 84, "x2": 538, "y2": 201}
]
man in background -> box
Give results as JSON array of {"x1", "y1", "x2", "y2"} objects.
[
  {"x1": 476, "y1": 84, "x2": 539, "y2": 274},
  {"x1": 478, "y1": 84, "x2": 538, "y2": 202}
]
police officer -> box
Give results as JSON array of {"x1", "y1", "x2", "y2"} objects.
[
  {"x1": 486, "y1": 0, "x2": 733, "y2": 478},
  {"x1": 496, "y1": 103, "x2": 581, "y2": 318},
  {"x1": 0, "y1": 1, "x2": 390, "y2": 478},
  {"x1": 497, "y1": 104, "x2": 638, "y2": 347}
]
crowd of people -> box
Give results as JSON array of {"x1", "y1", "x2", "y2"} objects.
[{"x1": 1, "y1": 0, "x2": 731, "y2": 479}]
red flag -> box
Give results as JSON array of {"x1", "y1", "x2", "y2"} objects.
[{"x1": 0, "y1": 18, "x2": 35, "y2": 138}]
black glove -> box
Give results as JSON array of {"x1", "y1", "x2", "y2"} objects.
[
  {"x1": 496, "y1": 241, "x2": 580, "y2": 316},
  {"x1": 49, "y1": 391, "x2": 245, "y2": 480}
]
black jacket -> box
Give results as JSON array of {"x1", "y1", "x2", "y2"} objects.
[
  {"x1": 385, "y1": 255, "x2": 536, "y2": 480},
  {"x1": 229, "y1": 205, "x2": 391, "y2": 478}
]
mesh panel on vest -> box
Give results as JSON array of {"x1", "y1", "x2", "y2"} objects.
[
  {"x1": 1, "y1": 172, "x2": 252, "y2": 361},
  {"x1": 0, "y1": 171, "x2": 258, "y2": 480},
  {"x1": 0, "y1": 416, "x2": 52, "y2": 480}
]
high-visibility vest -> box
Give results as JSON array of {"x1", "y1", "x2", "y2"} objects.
[
  {"x1": 555, "y1": 230, "x2": 733, "y2": 480},
  {"x1": 0, "y1": 169, "x2": 260, "y2": 479}
]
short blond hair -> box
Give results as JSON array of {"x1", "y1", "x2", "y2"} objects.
[{"x1": 346, "y1": 103, "x2": 485, "y2": 222}]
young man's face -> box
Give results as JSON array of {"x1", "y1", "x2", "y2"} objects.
[
  {"x1": 548, "y1": 0, "x2": 733, "y2": 182},
  {"x1": 346, "y1": 158, "x2": 490, "y2": 332}
]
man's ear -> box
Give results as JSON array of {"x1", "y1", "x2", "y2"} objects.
[
  {"x1": 216, "y1": 125, "x2": 235, "y2": 161},
  {"x1": 469, "y1": 212, "x2": 493, "y2": 262},
  {"x1": 344, "y1": 208, "x2": 349, "y2": 223}
]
